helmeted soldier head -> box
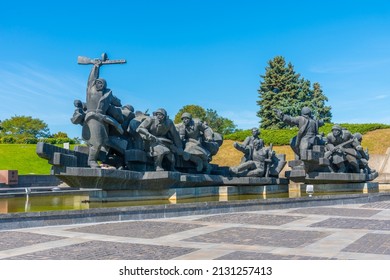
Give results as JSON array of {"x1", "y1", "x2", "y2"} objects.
[
  {"x1": 181, "y1": 112, "x2": 192, "y2": 120},
  {"x1": 301, "y1": 106, "x2": 312, "y2": 117},
  {"x1": 251, "y1": 127, "x2": 260, "y2": 137},
  {"x1": 154, "y1": 108, "x2": 167, "y2": 123},
  {"x1": 353, "y1": 132, "x2": 363, "y2": 143},
  {"x1": 332, "y1": 124, "x2": 342, "y2": 137},
  {"x1": 94, "y1": 78, "x2": 107, "y2": 91},
  {"x1": 181, "y1": 112, "x2": 192, "y2": 126}
]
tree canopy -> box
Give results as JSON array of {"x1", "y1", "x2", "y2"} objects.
[
  {"x1": 257, "y1": 56, "x2": 332, "y2": 129},
  {"x1": 0, "y1": 115, "x2": 50, "y2": 140}
]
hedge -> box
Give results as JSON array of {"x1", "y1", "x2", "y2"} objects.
[{"x1": 224, "y1": 123, "x2": 390, "y2": 145}]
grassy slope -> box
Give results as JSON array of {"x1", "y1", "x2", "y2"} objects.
[
  {"x1": 0, "y1": 144, "x2": 51, "y2": 174},
  {"x1": 1, "y1": 128, "x2": 389, "y2": 175},
  {"x1": 212, "y1": 128, "x2": 390, "y2": 167}
]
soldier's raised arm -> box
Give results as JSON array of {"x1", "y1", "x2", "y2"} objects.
[{"x1": 87, "y1": 61, "x2": 102, "y2": 88}]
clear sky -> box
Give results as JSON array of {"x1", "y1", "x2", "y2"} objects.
[{"x1": 1, "y1": 0, "x2": 390, "y2": 138}]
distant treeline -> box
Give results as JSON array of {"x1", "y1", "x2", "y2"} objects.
[{"x1": 224, "y1": 123, "x2": 390, "y2": 145}]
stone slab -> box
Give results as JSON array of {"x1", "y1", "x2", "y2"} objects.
[{"x1": 54, "y1": 167, "x2": 288, "y2": 191}]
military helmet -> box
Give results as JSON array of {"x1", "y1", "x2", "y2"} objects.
[
  {"x1": 353, "y1": 132, "x2": 362, "y2": 142},
  {"x1": 154, "y1": 108, "x2": 167, "y2": 116},
  {"x1": 181, "y1": 112, "x2": 192, "y2": 120},
  {"x1": 95, "y1": 78, "x2": 107, "y2": 89},
  {"x1": 301, "y1": 106, "x2": 311, "y2": 116},
  {"x1": 332, "y1": 124, "x2": 342, "y2": 131}
]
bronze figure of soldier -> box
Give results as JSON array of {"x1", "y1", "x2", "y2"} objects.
[
  {"x1": 275, "y1": 107, "x2": 324, "y2": 159},
  {"x1": 325, "y1": 125, "x2": 359, "y2": 173},
  {"x1": 136, "y1": 108, "x2": 184, "y2": 171},
  {"x1": 80, "y1": 56, "x2": 126, "y2": 168},
  {"x1": 229, "y1": 139, "x2": 273, "y2": 177},
  {"x1": 233, "y1": 127, "x2": 264, "y2": 163},
  {"x1": 176, "y1": 112, "x2": 214, "y2": 172}
]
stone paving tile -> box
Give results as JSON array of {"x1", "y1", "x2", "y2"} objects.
[
  {"x1": 0, "y1": 231, "x2": 64, "y2": 251},
  {"x1": 184, "y1": 227, "x2": 330, "y2": 248},
  {"x1": 195, "y1": 213, "x2": 305, "y2": 226},
  {"x1": 6, "y1": 240, "x2": 197, "y2": 260},
  {"x1": 216, "y1": 251, "x2": 337, "y2": 260},
  {"x1": 310, "y1": 218, "x2": 390, "y2": 231},
  {"x1": 68, "y1": 221, "x2": 205, "y2": 239},
  {"x1": 342, "y1": 233, "x2": 390, "y2": 255},
  {"x1": 289, "y1": 207, "x2": 381, "y2": 217},
  {"x1": 360, "y1": 202, "x2": 390, "y2": 209}
]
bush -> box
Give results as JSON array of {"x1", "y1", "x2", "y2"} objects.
[
  {"x1": 225, "y1": 123, "x2": 390, "y2": 146},
  {"x1": 0, "y1": 136, "x2": 16, "y2": 144},
  {"x1": 319, "y1": 123, "x2": 390, "y2": 135},
  {"x1": 18, "y1": 137, "x2": 38, "y2": 144}
]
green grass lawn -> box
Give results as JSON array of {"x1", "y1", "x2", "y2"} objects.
[{"x1": 0, "y1": 144, "x2": 58, "y2": 175}]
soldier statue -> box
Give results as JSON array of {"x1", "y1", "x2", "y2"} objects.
[
  {"x1": 229, "y1": 139, "x2": 273, "y2": 177},
  {"x1": 233, "y1": 127, "x2": 264, "y2": 163},
  {"x1": 76, "y1": 53, "x2": 126, "y2": 168},
  {"x1": 176, "y1": 112, "x2": 214, "y2": 172},
  {"x1": 136, "y1": 108, "x2": 184, "y2": 171},
  {"x1": 275, "y1": 106, "x2": 324, "y2": 159}
]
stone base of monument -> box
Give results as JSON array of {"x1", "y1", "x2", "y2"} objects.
[
  {"x1": 286, "y1": 170, "x2": 379, "y2": 184},
  {"x1": 374, "y1": 173, "x2": 390, "y2": 191},
  {"x1": 52, "y1": 166, "x2": 289, "y2": 201},
  {"x1": 288, "y1": 181, "x2": 379, "y2": 198}
]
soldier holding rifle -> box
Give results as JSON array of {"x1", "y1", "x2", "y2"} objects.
[{"x1": 325, "y1": 125, "x2": 359, "y2": 173}]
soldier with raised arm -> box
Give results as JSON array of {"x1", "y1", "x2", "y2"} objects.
[
  {"x1": 233, "y1": 127, "x2": 264, "y2": 163},
  {"x1": 275, "y1": 107, "x2": 324, "y2": 159},
  {"x1": 77, "y1": 53, "x2": 127, "y2": 168},
  {"x1": 229, "y1": 139, "x2": 273, "y2": 177}
]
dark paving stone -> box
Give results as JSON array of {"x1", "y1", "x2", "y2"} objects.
[
  {"x1": 310, "y1": 218, "x2": 390, "y2": 231},
  {"x1": 185, "y1": 227, "x2": 330, "y2": 248},
  {"x1": 289, "y1": 207, "x2": 380, "y2": 217},
  {"x1": 342, "y1": 233, "x2": 390, "y2": 255},
  {"x1": 216, "y1": 251, "x2": 337, "y2": 260},
  {"x1": 69, "y1": 221, "x2": 205, "y2": 239},
  {"x1": 6, "y1": 240, "x2": 197, "y2": 260},
  {"x1": 0, "y1": 231, "x2": 64, "y2": 251},
  {"x1": 196, "y1": 213, "x2": 305, "y2": 226},
  {"x1": 360, "y1": 202, "x2": 390, "y2": 209}
]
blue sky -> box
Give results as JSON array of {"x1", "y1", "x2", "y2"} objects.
[{"x1": 1, "y1": 0, "x2": 390, "y2": 138}]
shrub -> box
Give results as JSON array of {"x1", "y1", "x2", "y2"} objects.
[
  {"x1": 225, "y1": 123, "x2": 390, "y2": 146},
  {"x1": 19, "y1": 137, "x2": 38, "y2": 144},
  {"x1": 1, "y1": 136, "x2": 16, "y2": 144}
]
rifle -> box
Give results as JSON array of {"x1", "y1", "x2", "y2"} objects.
[
  {"x1": 324, "y1": 138, "x2": 354, "y2": 159},
  {"x1": 77, "y1": 52, "x2": 126, "y2": 65}
]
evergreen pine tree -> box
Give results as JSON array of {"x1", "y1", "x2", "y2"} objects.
[
  {"x1": 257, "y1": 56, "x2": 301, "y2": 129},
  {"x1": 311, "y1": 82, "x2": 332, "y2": 122},
  {"x1": 257, "y1": 56, "x2": 332, "y2": 129}
]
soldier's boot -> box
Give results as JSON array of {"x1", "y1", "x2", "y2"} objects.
[
  {"x1": 154, "y1": 155, "x2": 165, "y2": 171},
  {"x1": 88, "y1": 147, "x2": 101, "y2": 168},
  {"x1": 190, "y1": 155, "x2": 203, "y2": 172},
  {"x1": 337, "y1": 162, "x2": 346, "y2": 173},
  {"x1": 167, "y1": 153, "x2": 177, "y2": 172},
  {"x1": 349, "y1": 161, "x2": 360, "y2": 173}
]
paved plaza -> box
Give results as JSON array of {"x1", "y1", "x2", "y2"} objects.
[{"x1": 1, "y1": 200, "x2": 390, "y2": 260}]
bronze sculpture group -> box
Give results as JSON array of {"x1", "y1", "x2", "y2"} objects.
[{"x1": 70, "y1": 53, "x2": 377, "y2": 181}]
